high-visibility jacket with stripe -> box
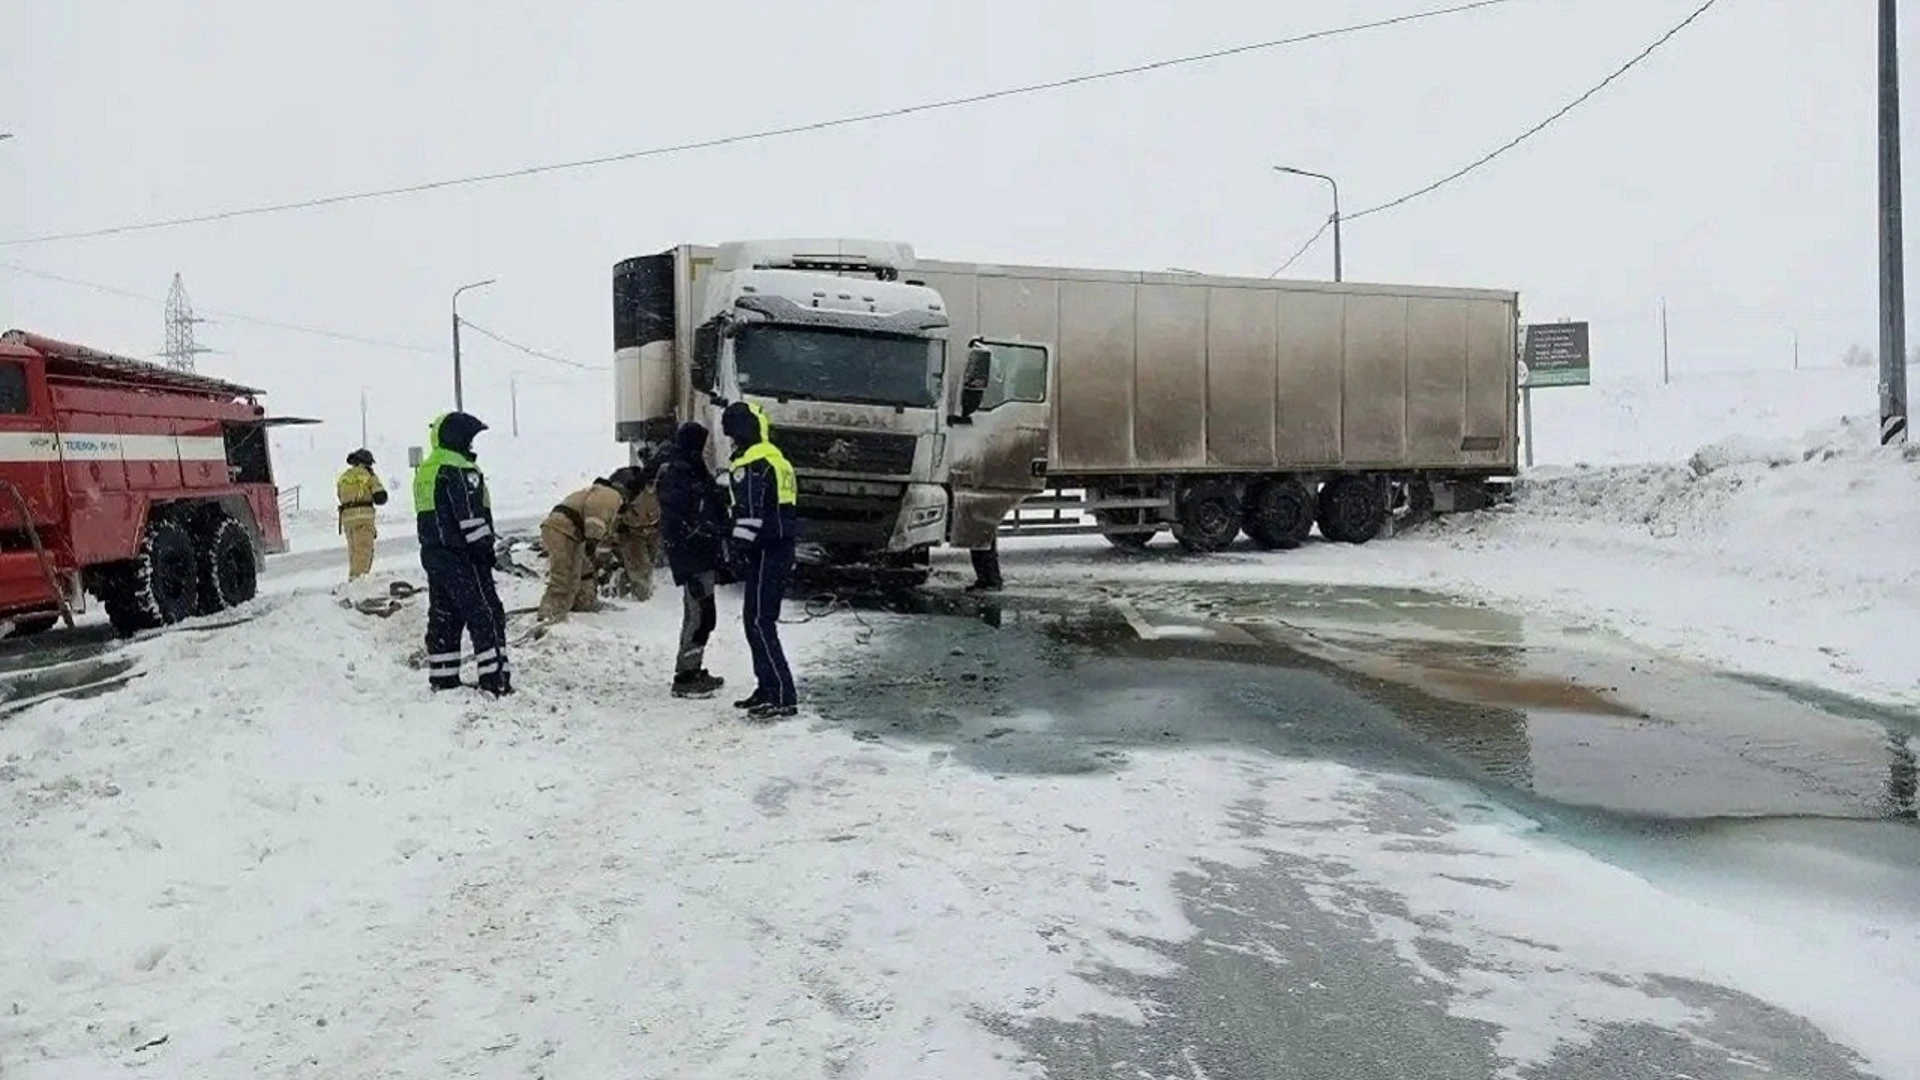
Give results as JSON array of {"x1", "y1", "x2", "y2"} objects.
[
  {"x1": 727, "y1": 402, "x2": 798, "y2": 552},
  {"x1": 413, "y1": 418, "x2": 496, "y2": 561}
]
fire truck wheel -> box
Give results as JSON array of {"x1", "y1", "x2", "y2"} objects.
[
  {"x1": 104, "y1": 518, "x2": 202, "y2": 633},
  {"x1": 198, "y1": 516, "x2": 260, "y2": 612}
]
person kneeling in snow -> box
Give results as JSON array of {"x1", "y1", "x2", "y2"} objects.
[
  {"x1": 656, "y1": 421, "x2": 728, "y2": 699},
  {"x1": 414, "y1": 411, "x2": 511, "y2": 695},
  {"x1": 538, "y1": 467, "x2": 647, "y2": 623}
]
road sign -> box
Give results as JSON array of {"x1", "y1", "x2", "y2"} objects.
[{"x1": 1522, "y1": 322, "x2": 1591, "y2": 388}]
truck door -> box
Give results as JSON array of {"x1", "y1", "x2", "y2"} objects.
[
  {"x1": 944, "y1": 338, "x2": 1053, "y2": 548},
  {"x1": 0, "y1": 353, "x2": 64, "y2": 522}
]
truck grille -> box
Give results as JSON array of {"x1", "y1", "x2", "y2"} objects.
[{"x1": 779, "y1": 428, "x2": 917, "y2": 477}]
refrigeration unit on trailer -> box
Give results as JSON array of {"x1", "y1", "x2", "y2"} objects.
[{"x1": 911, "y1": 260, "x2": 1521, "y2": 552}]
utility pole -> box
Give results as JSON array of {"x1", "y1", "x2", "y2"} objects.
[
  {"x1": 1660, "y1": 298, "x2": 1671, "y2": 384},
  {"x1": 1879, "y1": 0, "x2": 1908, "y2": 444},
  {"x1": 509, "y1": 374, "x2": 519, "y2": 437},
  {"x1": 450, "y1": 278, "x2": 496, "y2": 412},
  {"x1": 359, "y1": 388, "x2": 369, "y2": 448},
  {"x1": 1790, "y1": 327, "x2": 1800, "y2": 371},
  {"x1": 1274, "y1": 166, "x2": 1343, "y2": 282}
]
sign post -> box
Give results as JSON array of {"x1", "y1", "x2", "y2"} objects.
[{"x1": 1520, "y1": 321, "x2": 1592, "y2": 468}]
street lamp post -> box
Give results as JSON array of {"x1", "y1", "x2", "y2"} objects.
[
  {"x1": 1274, "y1": 166, "x2": 1342, "y2": 282},
  {"x1": 450, "y1": 278, "x2": 496, "y2": 412}
]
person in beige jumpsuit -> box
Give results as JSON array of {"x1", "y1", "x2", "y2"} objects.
[
  {"x1": 537, "y1": 471, "x2": 643, "y2": 622},
  {"x1": 609, "y1": 484, "x2": 663, "y2": 601}
]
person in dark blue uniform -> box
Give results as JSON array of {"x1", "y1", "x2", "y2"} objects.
[
  {"x1": 656, "y1": 420, "x2": 730, "y2": 699},
  {"x1": 721, "y1": 401, "x2": 798, "y2": 719},
  {"x1": 413, "y1": 410, "x2": 511, "y2": 696}
]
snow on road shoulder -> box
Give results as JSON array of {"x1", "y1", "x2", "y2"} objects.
[
  {"x1": 0, "y1": 576, "x2": 1284, "y2": 1078},
  {"x1": 1234, "y1": 777, "x2": 1920, "y2": 1079}
]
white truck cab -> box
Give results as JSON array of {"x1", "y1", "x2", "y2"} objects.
[{"x1": 614, "y1": 240, "x2": 957, "y2": 576}]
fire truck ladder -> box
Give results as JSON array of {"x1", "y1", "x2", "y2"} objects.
[{"x1": 0, "y1": 480, "x2": 78, "y2": 632}]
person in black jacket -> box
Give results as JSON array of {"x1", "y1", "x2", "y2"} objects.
[
  {"x1": 722, "y1": 401, "x2": 799, "y2": 719},
  {"x1": 656, "y1": 422, "x2": 729, "y2": 699},
  {"x1": 412, "y1": 411, "x2": 510, "y2": 695}
]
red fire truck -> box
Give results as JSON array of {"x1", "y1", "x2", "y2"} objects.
[{"x1": 0, "y1": 330, "x2": 305, "y2": 637}]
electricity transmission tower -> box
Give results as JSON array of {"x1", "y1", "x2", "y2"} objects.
[{"x1": 162, "y1": 273, "x2": 211, "y2": 373}]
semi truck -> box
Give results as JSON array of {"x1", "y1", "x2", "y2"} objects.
[
  {"x1": 612, "y1": 239, "x2": 1518, "y2": 579},
  {"x1": 0, "y1": 330, "x2": 302, "y2": 636}
]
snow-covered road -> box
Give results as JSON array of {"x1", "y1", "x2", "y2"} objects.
[{"x1": 4, "y1": 547, "x2": 1917, "y2": 1078}]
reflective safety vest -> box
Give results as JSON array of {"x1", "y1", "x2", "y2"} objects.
[
  {"x1": 728, "y1": 402, "x2": 797, "y2": 507},
  {"x1": 412, "y1": 446, "x2": 487, "y2": 513}
]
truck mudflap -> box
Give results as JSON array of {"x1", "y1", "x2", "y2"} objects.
[{"x1": 950, "y1": 488, "x2": 1027, "y2": 550}]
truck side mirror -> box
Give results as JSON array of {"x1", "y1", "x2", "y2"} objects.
[
  {"x1": 691, "y1": 321, "x2": 721, "y2": 393},
  {"x1": 958, "y1": 346, "x2": 991, "y2": 417}
]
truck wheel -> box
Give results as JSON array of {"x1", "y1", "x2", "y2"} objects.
[
  {"x1": 198, "y1": 515, "x2": 260, "y2": 612},
  {"x1": 1173, "y1": 481, "x2": 1242, "y2": 554},
  {"x1": 1317, "y1": 476, "x2": 1387, "y2": 545},
  {"x1": 1244, "y1": 478, "x2": 1315, "y2": 550},
  {"x1": 104, "y1": 518, "x2": 202, "y2": 633}
]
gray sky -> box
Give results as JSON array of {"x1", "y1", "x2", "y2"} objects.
[{"x1": 1, "y1": 0, "x2": 1912, "y2": 455}]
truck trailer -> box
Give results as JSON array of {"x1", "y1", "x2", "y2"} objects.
[
  {"x1": 0, "y1": 330, "x2": 302, "y2": 636},
  {"x1": 611, "y1": 240, "x2": 1518, "y2": 577}
]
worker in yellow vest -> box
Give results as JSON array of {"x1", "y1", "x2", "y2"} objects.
[{"x1": 336, "y1": 448, "x2": 388, "y2": 580}]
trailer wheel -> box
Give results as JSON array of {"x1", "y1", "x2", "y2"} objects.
[
  {"x1": 1317, "y1": 476, "x2": 1387, "y2": 545},
  {"x1": 198, "y1": 515, "x2": 260, "y2": 612},
  {"x1": 1244, "y1": 478, "x2": 1315, "y2": 550},
  {"x1": 1173, "y1": 481, "x2": 1242, "y2": 554},
  {"x1": 104, "y1": 518, "x2": 202, "y2": 634}
]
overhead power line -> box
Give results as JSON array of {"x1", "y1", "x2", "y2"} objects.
[
  {"x1": 3, "y1": 260, "x2": 437, "y2": 356},
  {"x1": 1270, "y1": 0, "x2": 1724, "y2": 274},
  {"x1": 1269, "y1": 217, "x2": 1335, "y2": 279},
  {"x1": 1, "y1": 0, "x2": 1527, "y2": 248},
  {"x1": 459, "y1": 319, "x2": 604, "y2": 372}
]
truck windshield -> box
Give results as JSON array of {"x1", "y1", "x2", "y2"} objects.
[{"x1": 733, "y1": 325, "x2": 941, "y2": 409}]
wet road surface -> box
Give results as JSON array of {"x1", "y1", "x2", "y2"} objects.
[{"x1": 808, "y1": 583, "x2": 1919, "y2": 1079}]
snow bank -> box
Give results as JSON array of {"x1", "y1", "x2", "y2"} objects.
[
  {"x1": 1526, "y1": 366, "x2": 1883, "y2": 467},
  {"x1": 1512, "y1": 414, "x2": 1920, "y2": 599}
]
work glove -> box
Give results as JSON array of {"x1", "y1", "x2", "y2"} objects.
[{"x1": 372, "y1": 489, "x2": 389, "y2": 506}]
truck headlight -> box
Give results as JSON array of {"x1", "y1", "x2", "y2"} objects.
[{"x1": 910, "y1": 505, "x2": 945, "y2": 528}]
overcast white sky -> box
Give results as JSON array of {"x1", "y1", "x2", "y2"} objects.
[{"x1": 1, "y1": 0, "x2": 1913, "y2": 462}]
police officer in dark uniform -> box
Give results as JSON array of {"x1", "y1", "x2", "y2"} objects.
[
  {"x1": 413, "y1": 410, "x2": 511, "y2": 696},
  {"x1": 721, "y1": 401, "x2": 798, "y2": 719}
]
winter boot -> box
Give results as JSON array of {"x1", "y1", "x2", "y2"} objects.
[
  {"x1": 747, "y1": 701, "x2": 799, "y2": 721},
  {"x1": 733, "y1": 690, "x2": 767, "y2": 711},
  {"x1": 672, "y1": 670, "x2": 724, "y2": 700},
  {"x1": 429, "y1": 676, "x2": 463, "y2": 693},
  {"x1": 478, "y1": 673, "x2": 514, "y2": 697}
]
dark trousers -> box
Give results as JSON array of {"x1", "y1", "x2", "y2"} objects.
[
  {"x1": 971, "y1": 541, "x2": 1003, "y2": 588},
  {"x1": 742, "y1": 539, "x2": 796, "y2": 707},
  {"x1": 422, "y1": 546, "x2": 509, "y2": 690},
  {"x1": 675, "y1": 572, "x2": 718, "y2": 676}
]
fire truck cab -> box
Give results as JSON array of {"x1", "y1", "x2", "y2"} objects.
[{"x1": 0, "y1": 329, "x2": 301, "y2": 636}]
